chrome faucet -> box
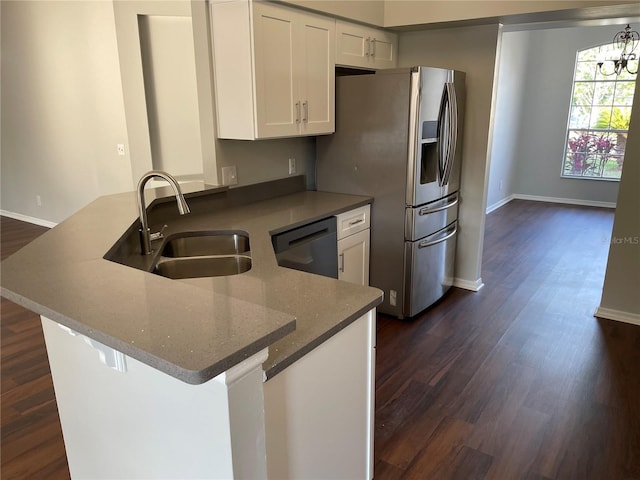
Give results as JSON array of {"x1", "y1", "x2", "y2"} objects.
[{"x1": 137, "y1": 170, "x2": 190, "y2": 255}]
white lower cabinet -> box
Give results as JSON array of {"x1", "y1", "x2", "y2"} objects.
[
  {"x1": 339, "y1": 229, "x2": 370, "y2": 286},
  {"x1": 336, "y1": 204, "x2": 371, "y2": 286},
  {"x1": 264, "y1": 309, "x2": 376, "y2": 480},
  {"x1": 41, "y1": 317, "x2": 270, "y2": 480},
  {"x1": 43, "y1": 307, "x2": 377, "y2": 480}
]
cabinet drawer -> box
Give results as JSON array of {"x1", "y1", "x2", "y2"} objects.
[
  {"x1": 336, "y1": 205, "x2": 371, "y2": 240},
  {"x1": 405, "y1": 192, "x2": 459, "y2": 242}
]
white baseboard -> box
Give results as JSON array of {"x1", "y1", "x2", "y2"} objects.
[
  {"x1": 486, "y1": 195, "x2": 515, "y2": 214},
  {"x1": 485, "y1": 194, "x2": 616, "y2": 214},
  {"x1": 0, "y1": 210, "x2": 57, "y2": 228},
  {"x1": 594, "y1": 307, "x2": 640, "y2": 326},
  {"x1": 453, "y1": 277, "x2": 484, "y2": 292},
  {"x1": 512, "y1": 194, "x2": 616, "y2": 209}
]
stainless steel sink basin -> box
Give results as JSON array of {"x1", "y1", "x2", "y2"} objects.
[
  {"x1": 153, "y1": 255, "x2": 252, "y2": 279},
  {"x1": 162, "y1": 231, "x2": 250, "y2": 257},
  {"x1": 152, "y1": 230, "x2": 252, "y2": 279}
]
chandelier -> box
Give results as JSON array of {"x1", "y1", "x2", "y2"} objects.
[{"x1": 597, "y1": 24, "x2": 639, "y2": 76}]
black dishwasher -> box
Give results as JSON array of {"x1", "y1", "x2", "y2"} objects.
[{"x1": 272, "y1": 217, "x2": 338, "y2": 278}]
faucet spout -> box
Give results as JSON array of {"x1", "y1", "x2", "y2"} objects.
[{"x1": 137, "y1": 170, "x2": 190, "y2": 255}]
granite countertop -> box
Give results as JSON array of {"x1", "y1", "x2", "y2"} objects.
[{"x1": 1, "y1": 178, "x2": 383, "y2": 384}]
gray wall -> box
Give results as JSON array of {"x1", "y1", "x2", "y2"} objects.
[
  {"x1": 398, "y1": 24, "x2": 502, "y2": 288},
  {"x1": 488, "y1": 23, "x2": 630, "y2": 211},
  {"x1": 216, "y1": 137, "x2": 316, "y2": 190}
]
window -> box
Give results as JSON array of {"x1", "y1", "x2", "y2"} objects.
[{"x1": 563, "y1": 43, "x2": 636, "y2": 180}]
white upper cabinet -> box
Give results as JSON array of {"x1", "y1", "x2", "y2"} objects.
[
  {"x1": 211, "y1": 1, "x2": 335, "y2": 140},
  {"x1": 336, "y1": 20, "x2": 397, "y2": 70}
]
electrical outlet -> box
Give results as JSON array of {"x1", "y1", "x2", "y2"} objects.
[
  {"x1": 288, "y1": 157, "x2": 296, "y2": 175},
  {"x1": 390, "y1": 289, "x2": 397, "y2": 306},
  {"x1": 36, "y1": 195, "x2": 42, "y2": 207},
  {"x1": 222, "y1": 166, "x2": 238, "y2": 186},
  {"x1": 117, "y1": 144, "x2": 126, "y2": 156}
]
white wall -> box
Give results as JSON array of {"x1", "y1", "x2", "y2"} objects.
[
  {"x1": 384, "y1": 1, "x2": 640, "y2": 27},
  {"x1": 1, "y1": 0, "x2": 133, "y2": 224},
  {"x1": 486, "y1": 30, "x2": 530, "y2": 210},
  {"x1": 278, "y1": 0, "x2": 640, "y2": 29},
  {"x1": 281, "y1": 0, "x2": 384, "y2": 27},
  {"x1": 114, "y1": 0, "x2": 317, "y2": 192},
  {"x1": 113, "y1": 1, "x2": 216, "y2": 184},
  {"x1": 398, "y1": 24, "x2": 502, "y2": 288},
  {"x1": 1, "y1": 0, "x2": 317, "y2": 225},
  {"x1": 488, "y1": 23, "x2": 632, "y2": 211},
  {"x1": 598, "y1": 77, "x2": 640, "y2": 321},
  {"x1": 138, "y1": 14, "x2": 204, "y2": 177}
]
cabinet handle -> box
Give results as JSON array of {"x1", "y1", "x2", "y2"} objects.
[
  {"x1": 302, "y1": 101, "x2": 308, "y2": 123},
  {"x1": 295, "y1": 101, "x2": 301, "y2": 124},
  {"x1": 348, "y1": 218, "x2": 364, "y2": 226},
  {"x1": 371, "y1": 38, "x2": 376, "y2": 58},
  {"x1": 339, "y1": 252, "x2": 345, "y2": 272},
  {"x1": 365, "y1": 37, "x2": 370, "y2": 57}
]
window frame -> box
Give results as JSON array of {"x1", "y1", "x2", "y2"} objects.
[{"x1": 561, "y1": 42, "x2": 636, "y2": 182}]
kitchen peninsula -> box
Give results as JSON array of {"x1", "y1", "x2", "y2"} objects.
[{"x1": 0, "y1": 176, "x2": 383, "y2": 479}]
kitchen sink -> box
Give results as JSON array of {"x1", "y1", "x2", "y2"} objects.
[
  {"x1": 162, "y1": 231, "x2": 250, "y2": 257},
  {"x1": 105, "y1": 228, "x2": 252, "y2": 279},
  {"x1": 153, "y1": 255, "x2": 252, "y2": 279},
  {"x1": 152, "y1": 231, "x2": 252, "y2": 279}
]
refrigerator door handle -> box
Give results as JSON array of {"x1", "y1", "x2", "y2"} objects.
[
  {"x1": 436, "y1": 84, "x2": 449, "y2": 185},
  {"x1": 406, "y1": 70, "x2": 421, "y2": 206},
  {"x1": 418, "y1": 224, "x2": 457, "y2": 249},
  {"x1": 418, "y1": 194, "x2": 459, "y2": 216},
  {"x1": 441, "y1": 82, "x2": 458, "y2": 186}
]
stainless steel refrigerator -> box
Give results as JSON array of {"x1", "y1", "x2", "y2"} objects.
[{"x1": 317, "y1": 66, "x2": 465, "y2": 318}]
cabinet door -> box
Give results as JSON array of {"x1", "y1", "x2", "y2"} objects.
[
  {"x1": 338, "y1": 229, "x2": 370, "y2": 286},
  {"x1": 371, "y1": 30, "x2": 397, "y2": 69},
  {"x1": 264, "y1": 310, "x2": 376, "y2": 480},
  {"x1": 335, "y1": 20, "x2": 371, "y2": 69},
  {"x1": 252, "y1": 2, "x2": 299, "y2": 138},
  {"x1": 336, "y1": 20, "x2": 397, "y2": 70},
  {"x1": 298, "y1": 13, "x2": 335, "y2": 135},
  {"x1": 211, "y1": 1, "x2": 335, "y2": 140}
]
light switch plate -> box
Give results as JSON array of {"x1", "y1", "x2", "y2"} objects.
[{"x1": 222, "y1": 166, "x2": 238, "y2": 186}]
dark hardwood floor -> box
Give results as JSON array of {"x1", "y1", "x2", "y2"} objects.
[
  {"x1": 1, "y1": 201, "x2": 639, "y2": 479},
  {"x1": 375, "y1": 200, "x2": 640, "y2": 479},
  {"x1": 1, "y1": 216, "x2": 69, "y2": 479}
]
